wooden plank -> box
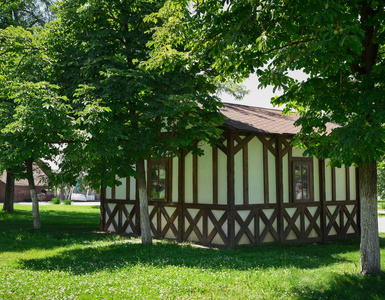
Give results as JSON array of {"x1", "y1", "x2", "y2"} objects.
[
  {"x1": 234, "y1": 133, "x2": 254, "y2": 154},
  {"x1": 121, "y1": 204, "x2": 132, "y2": 233},
  {"x1": 212, "y1": 147, "x2": 218, "y2": 205},
  {"x1": 276, "y1": 137, "x2": 284, "y2": 242},
  {"x1": 104, "y1": 204, "x2": 119, "y2": 232},
  {"x1": 105, "y1": 199, "x2": 136, "y2": 204},
  {"x1": 356, "y1": 167, "x2": 360, "y2": 232},
  {"x1": 157, "y1": 204, "x2": 162, "y2": 237},
  {"x1": 227, "y1": 130, "x2": 236, "y2": 248},
  {"x1": 288, "y1": 149, "x2": 293, "y2": 202},
  {"x1": 332, "y1": 168, "x2": 336, "y2": 201},
  {"x1": 243, "y1": 144, "x2": 249, "y2": 205},
  {"x1": 111, "y1": 175, "x2": 116, "y2": 199},
  {"x1": 346, "y1": 166, "x2": 350, "y2": 201},
  {"x1": 234, "y1": 210, "x2": 256, "y2": 245},
  {"x1": 281, "y1": 138, "x2": 292, "y2": 157},
  {"x1": 184, "y1": 208, "x2": 204, "y2": 241},
  {"x1": 160, "y1": 207, "x2": 178, "y2": 237},
  {"x1": 207, "y1": 210, "x2": 228, "y2": 245},
  {"x1": 257, "y1": 135, "x2": 277, "y2": 157},
  {"x1": 100, "y1": 182, "x2": 106, "y2": 231},
  {"x1": 283, "y1": 208, "x2": 302, "y2": 239},
  {"x1": 193, "y1": 154, "x2": 198, "y2": 204},
  {"x1": 255, "y1": 209, "x2": 260, "y2": 244},
  {"x1": 304, "y1": 207, "x2": 321, "y2": 238},
  {"x1": 319, "y1": 159, "x2": 327, "y2": 243},
  {"x1": 259, "y1": 209, "x2": 279, "y2": 242},
  {"x1": 118, "y1": 204, "x2": 122, "y2": 233},
  {"x1": 178, "y1": 151, "x2": 185, "y2": 242}
]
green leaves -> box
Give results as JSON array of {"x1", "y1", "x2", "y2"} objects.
[
  {"x1": 156, "y1": 0, "x2": 385, "y2": 167},
  {"x1": 45, "y1": 0, "x2": 224, "y2": 188}
]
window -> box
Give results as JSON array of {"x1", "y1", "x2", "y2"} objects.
[
  {"x1": 147, "y1": 158, "x2": 169, "y2": 201},
  {"x1": 292, "y1": 158, "x2": 313, "y2": 201}
]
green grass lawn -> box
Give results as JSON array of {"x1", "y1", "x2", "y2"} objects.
[
  {"x1": 379, "y1": 199, "x2": 385, "y2": 210},
  {"x1": 1, "y1": 204, "x2": 385, "y2": 299}
]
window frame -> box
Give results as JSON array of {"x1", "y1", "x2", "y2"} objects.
[
  {"x1": 291, "y1": 157, "x2": 314, "y2": 202},
  {"x1": 147, "y1": 158, "x2": 171, "y2": 202}
]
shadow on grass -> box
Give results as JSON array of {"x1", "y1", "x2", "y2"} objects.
[
  {"x1": 0, "y1": 204, "x2": 103, "y2": 253},
  {"x1": 18, "y1": 236, "x2": 385, "y2": 275},
  {"x1": 3, "y1": 205, "x2": 385, "y2": 283},
  {"x1": 289, "y1": 272, "x2": 385, "y2": 299}
]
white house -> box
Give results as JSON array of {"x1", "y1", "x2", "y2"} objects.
[{"x1": 102, "y1": 103, "x2": 359, "y2": 247}]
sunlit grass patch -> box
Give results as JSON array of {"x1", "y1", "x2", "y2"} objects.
[{"x1": 1, "y1": 204, "x2": 385, "y2": 299}]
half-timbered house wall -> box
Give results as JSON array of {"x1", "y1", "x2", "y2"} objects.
[{"x1": 103, "y1": 127, "x2": 359, "y2": 248}]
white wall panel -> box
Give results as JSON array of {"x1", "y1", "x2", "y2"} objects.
[
  {"x1": 198, "y1": 143, "x2": 213, "y2": 204},
  {"x1": 218, "y1": 149, "x2": 227, "y2": 205},
  {"x1": 129, "y1": 177, "x2": 136, "y2": 200},
  {"x1": 335, "y1": 167, "x2": 346, "y2": 201},
  {"x1": 349, "y1": 167, "x2": 357, "y2": 200},
  {"x1": 313, "y1": 157, "x2": 320, "y2": 202},
  {"x1": 106, "y1": 187, "x2": 112, "y2": 199},
  {"x1": 234, "y1": 151, "x2": 243, "y2": 205},
  {"x1": 172, "y1": 157, "x2": 179, "y2": 202},
  {"x1": 248, "y1": 137, "x2": 264, "y2": 204},
  {"x1": 325, "y1": 159, "x2": 332, "y2": 201},
  {"x1": 115, "y1": 177, "x2": 126, "y2": 199},
  {"x1": 184, "y1": 153, "x2": 193, "y2": 203},
  {"x1": 292, "y1": 147, "x2": 305, "y2": 157},
  {"x1": 268, "y1": 152, "x2": 276, "y2": 203},
  {"x1": 283, "y1": 154, "x2": 289, "y2": 203}
]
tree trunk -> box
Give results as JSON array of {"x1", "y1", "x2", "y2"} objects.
[
  {"x1": 2, "y1": 170, "x2": 15, "y2": 212},
  {"x1": 136, "y1": 158, "x2": 152, "y2": 245},
  {"x1": 359, "y1": 161, "x2": 381, "y2": 275},
  {"x1": 26, "y1": 159, "x2": 41, "y2": 229}
]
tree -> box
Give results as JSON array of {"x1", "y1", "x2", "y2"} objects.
[
  {"x1": 0, "y1": 0, "x2": 55, "y2": 212},
  {"x1": 48, "y1": 0, "x2": 223, "y2": 244},
  {"x1": 149, "y1": 0, "x2": 384, "y2": 274},
  {"x1": 0, "y1": 26, "x2": 75, "y2": 228},
  {"x1": 0, "y1": 0, "x2": 54, "y2": 28}
]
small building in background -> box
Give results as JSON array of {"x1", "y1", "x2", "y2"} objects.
[{"x1": 0, "y1": 162, "x2": 52, "y2": 202}]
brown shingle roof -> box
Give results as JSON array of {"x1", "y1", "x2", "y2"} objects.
[{"x1": 221, "y1": 102, "x2": 337, "y2": 135}]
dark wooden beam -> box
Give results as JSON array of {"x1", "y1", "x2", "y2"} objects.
[
  {"x1": 100, "y1": 181, "x2": 106, "y2": 231},
  {"x1": 227, "y1": 130, "x2": 236, "y2": 247},
  {"x1": 111, "y1": 175, "x2": 116, "y2": 199},
  {"x1": 346, "y1": 166, "x2": 350, "y2": 201},
  {"x1": 178, "y1": 150, "x2": 185, "y2": 242},
  {"x1": 276, "y1": 137, "x2": 284, "y2": 242},
  {"x1": 332, "y1": 168, "x2": 336, "y2": 201},
  {"x1": 319, "y1": 159, "x2": 327, "y2": 243}
]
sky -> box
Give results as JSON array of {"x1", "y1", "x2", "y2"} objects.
[
  {"x1": 220, "y1": 70, "x2": 307, "y2": 109},
  {"x1": 220, "y1": 73, "x2": 279, "y2": 109}
]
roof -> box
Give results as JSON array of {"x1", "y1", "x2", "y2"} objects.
[
  {"x1": 1, "y1": 163, "x2": 48, "y2": 187},
  {"x1": 221, "y1": 102, "x2": 337, "y2": 135}
]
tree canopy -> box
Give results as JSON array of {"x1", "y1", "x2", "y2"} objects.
[
  {"x1": 0, "y1": 24, "x2": 76, "y2": 227},
  {"x1": 0, "y1": 0, "x2": 54, "y2": 28}
]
